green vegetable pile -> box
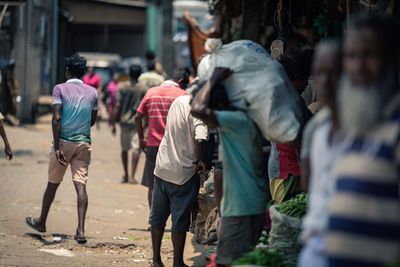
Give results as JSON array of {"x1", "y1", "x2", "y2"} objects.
[
  {"x1": 275, "y1": 193, "x2": 308, "y2": 218},
  {"x1": 231, "y1": 249, "x2": 287, "y2": 267},
  {"x1": 258, "y1": 230, "x2": 268, "y2": 246}
]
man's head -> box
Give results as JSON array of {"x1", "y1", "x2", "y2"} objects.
[
  {"x1": 171, "y1": 68, "x2": 190, "y2": 89},
  {"x1": 338, "y1": 12, "x2": 400, "y2": 135},
  {"x1": 145, "y1": 50, "x2": 156, "y2": 61},
  {"x1": 112, "y1": 72, "x2": 120, "y2": 82},
  {"x1": 87, "y1": 66, "x2": 95, "y2": 76},
  {"x1": 65, "y1": 54, "x2": 86, "y2": 79},
  {"x1": 279, "y1": 49, "x2": 314, "y2": 95},
  {"x1": 312, "y1": 39, "x2": 342, "y2": 111},
  {"x1": 344, "y1": 12, "x2": 399, "y2": 86},
  {"x1": 129, "y1": 64, "x2": 142, "y2": 80}
]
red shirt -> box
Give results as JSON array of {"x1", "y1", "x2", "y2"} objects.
[
  {"x1": 83, "y1": 74, "x2": 101, "y2": 89},
  {"x1": 137, "y1": 82, "x2": 187, "y2": 147},
  {"x1": 276, "y1": 144, "x2": 301, "y2": 179}
]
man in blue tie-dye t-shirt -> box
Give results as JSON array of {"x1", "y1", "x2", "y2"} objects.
[{"x1": 25, "y1": 54, "x2": 98, "y2": 244}]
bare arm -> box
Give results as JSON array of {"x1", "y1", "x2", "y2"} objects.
[
  {"x1": 191, "y1": 80, "x2": 219, "y2": 128},
  {"x1": 52, "y1": 104, "x2": 67, "y2": 166},
  {"x1": 183, "y1": 11, "x2": 222, "y2": 37},
  {"x1": 111, "y1": 100, "x2": 121, "y2": 135},
  {"x1": 97, "y1": 83, "x2": 103, "y2": 95},
  {"x1": 0, "y1": 122, "x2": 12, "y2": 160},
  {"x1": 195, "y1": 139, "x2": 208, "y2": 174},
  {"x1": 135, "y1": 112, "x2": 146, "y2": 151},
  {"x1": 52, "y1": 104, "x2": 62, "y2": 151},
  {"x1": 91, "y1": 110, "x2": 98, "y2": 127},
  {"x1": 191, "y1": 67, "x2": 233, "y2": 128}
]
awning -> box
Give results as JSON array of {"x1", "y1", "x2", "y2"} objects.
[{"x1": 60, "y1": 0, "x2": 146, "y2": 26}]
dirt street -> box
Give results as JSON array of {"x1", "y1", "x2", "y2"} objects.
[{"x1": 0, "y1": 116, "x2": 207, "y2": 266}]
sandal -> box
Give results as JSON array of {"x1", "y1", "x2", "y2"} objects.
[
  {"x1": 121, "y1": 176, "x2": 128, "y2": 183},
  {"x1": 74, "y1": 234, "x2": 87, "y2": 244},
  {"x1": 25, "y1": 216, "x2": 46, "y2": 233}
]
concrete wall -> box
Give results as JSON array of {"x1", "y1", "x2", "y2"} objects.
[
  {"x1": 68, "y1": 24, "x2": 145, "y2": 58},
  {"x1": 12, "y1": 1, "x2": 51, "y2": 123}
]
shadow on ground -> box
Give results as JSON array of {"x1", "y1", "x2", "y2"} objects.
[
  {"x1": 24, "y1": 233, "x2": 71, "y2": 246},
  {"x1": 189, "y1": 237, "x2": 209, "y2": 267},
  {"x1": 128, "y1": 227, "x2": 171, "y2": 233}
]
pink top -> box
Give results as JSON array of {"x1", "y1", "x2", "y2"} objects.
[
  {"x1": 83, "y1": 74, "x2": 101, "y2": 89},
  {"x1": 107, "y1": 80, "x2": 120, "y2": 108},
  {"x1": 137, "y1": 81, "x2": 187, "y2": 147}
]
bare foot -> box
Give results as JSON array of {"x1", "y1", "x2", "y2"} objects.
[{"x1": 128, "y1": 178, "x2": 138, "y2": 184}]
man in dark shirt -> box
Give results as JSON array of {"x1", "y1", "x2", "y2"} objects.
[{"x1": 111, "y1": 65, "x2": 147, "y2": 183}]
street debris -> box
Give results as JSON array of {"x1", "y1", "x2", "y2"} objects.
[{"x1": 38, "y1": 248, "x2": 74, "y2": 257}]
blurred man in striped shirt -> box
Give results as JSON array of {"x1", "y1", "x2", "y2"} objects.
[{"x1": 325, "y1": 13, "x2": 400, "y2": 267}]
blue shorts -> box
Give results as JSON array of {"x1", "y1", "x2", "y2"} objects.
[{"x1": 149, "y1": 174, "x2": 200, "y2": 232}]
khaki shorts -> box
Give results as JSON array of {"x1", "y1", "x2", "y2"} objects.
[
  {"x1": 120, "y1": 126, "x2": 140, "y2": 152},
  {"x1": 48, "y1": 141, "x2": 92, "y2": 185}
]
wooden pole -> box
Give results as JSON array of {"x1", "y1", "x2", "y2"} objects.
[{"x1": 0, "y1": 3, "x2": 8, "y2": 28}]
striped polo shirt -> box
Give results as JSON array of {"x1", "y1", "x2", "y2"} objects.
[
  {"x1": 325, "y1": 93, "x2": 400, "y2": 267},
  {"x1": 136, "y1": 80, "x2": 187, "y2": 147}
]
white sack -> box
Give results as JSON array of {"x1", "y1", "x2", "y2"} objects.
[{"x1": 198, "y1": 39, "x2": 304, "y2": 143}]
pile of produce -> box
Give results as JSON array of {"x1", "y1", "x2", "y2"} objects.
[
  {"x1": 232, "y1": 249, "x2": 288, "y2": 267},
  {"x1": 257, "y1": 230, "x2": 268, "y2": 246},
  {"x1": 275, "y1": 193, "x2": 307, "y2": 218}
]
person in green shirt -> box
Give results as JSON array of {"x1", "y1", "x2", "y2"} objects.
[{"x1": 191, "y1": 67, "x2": 267, "y2": 266}]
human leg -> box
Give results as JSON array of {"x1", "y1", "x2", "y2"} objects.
[
  {"x1": 27, "y1": 182, "x2": 60, "y2": 232},
  {"x1": 151, "y1": 226, "x2": 165, "y2": 267},
  {"x1": 172, "y1": 232, "x2": 187, "y2": 267},
  {"x1": 130, "y1": 151, "x2": 140, "y2": 183},
  {"x1": 27, "y1": 144, "x2": 70, "y2": 232},
  {"x1": 170, "y1": 175, "x2": 200, "y2": 267},
  {"x1": 121, "y1": 150, "x2": 128, "y2": 182},
  {"x1": 141, "y1": 146, "x2": 158, "y2": 209},
  {"x1": 130, "y1": 132, "x2": 141, "y2": 183},
  {"x1": 120, "y1": 126, "x2": 132, "y2": 182},
  {"x1": 73, "y1": 181, "x2": 88, "y2": 240},
  {"x1": 149, "y1": 177, "x2": 171, "y2": 267},
  {"x1": 70, "y1": 143, "x2": 91, "y2": 241}
]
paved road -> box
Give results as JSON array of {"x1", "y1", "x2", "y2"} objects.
[{"x1": 0, "y1": 116, "x2": 206, "y2": 266}]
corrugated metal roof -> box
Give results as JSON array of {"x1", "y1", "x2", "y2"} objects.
[{"x1": 87, "y1": 0, "x2": 147, "y2": 8}]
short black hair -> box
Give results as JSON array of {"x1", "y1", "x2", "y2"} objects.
[
  {"x1": 279, "y1": 49, "x2": 314, "y2": 81},
  {"x1": 147, "y1": 61, "x2": 156, "y2": 71},
  {"x1": 145, "y1": 50, "x2": 155, "y2": 61},
  {"x1": 172, "y1": 68, "x2": 189, "y2": 87},
  {"x1": 129, "y1": 64, "x2": 142, "y2": 80},
  {"x1": 65, "y1": 53, "x2": 86, "y2": 78},
  {"x1": 349, "y1": 12, "x2": 400, "y2": 61}
]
